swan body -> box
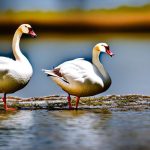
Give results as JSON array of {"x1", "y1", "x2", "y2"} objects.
[
  {"x1": 0, "y1": 56, "x2": 32, "y2": 93},
  {"x1": 43, "y1": 43, "x2": 114, "y2": 109},
  {"x1": 0, "y1": 24, "x2": 37, "y2": 110}
]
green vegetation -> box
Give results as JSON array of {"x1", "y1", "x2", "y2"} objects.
[
  {"x1": 1, "y1": 4, "x2": 150, "y2": 14},
  {"x1": 0, "y1": 94, "x2": 149, "y2": 111},
  {"x1": 0, "y1": 4, "x2": 150, "y2": 32}
]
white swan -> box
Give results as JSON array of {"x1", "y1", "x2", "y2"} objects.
[
  {"x1": 43, "y1": 43, "x2": 114, "y2": 109},
  {"x1": 0, "y1": 24, "x2": 37, "y2": 111}
]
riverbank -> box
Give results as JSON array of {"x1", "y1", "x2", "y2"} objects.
[
  {"x1": 0, "y1": 95, "x2": 149, "y2": 111},
  {"x1": 0, "y1": 5, "x2": 150, "y2": 33}
]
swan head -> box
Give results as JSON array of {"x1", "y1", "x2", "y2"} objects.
[
  {"x1": 94, "y1": 43, "x2": 114, "y2": 57},
  {"x1": 18, "y1": 24, "x2": 37, "y2": 38}
]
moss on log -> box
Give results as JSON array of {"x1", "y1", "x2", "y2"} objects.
[{"x1": 0, "y1": 95, "x2": 149, "y2": 111}]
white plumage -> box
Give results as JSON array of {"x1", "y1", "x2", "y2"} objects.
[
  {"x1": 0, "y1": 24, "x2": 36, "y2": 111},
  {"x1": 43, "y1": 43, "x2": 114, "y2": 109}
]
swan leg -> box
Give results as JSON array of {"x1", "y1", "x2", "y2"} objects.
[
  {"x1": 67, "y1": 95, "x2": 73, "y2": 109},
  {"x1": 75, "y1": 97, "x2": 80, "y2": 109},
  {"x1": 2, "y1": 94, "x2": 16, "y2": 111}
]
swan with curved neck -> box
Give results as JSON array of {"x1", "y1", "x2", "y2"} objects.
[
  {"x1": 43, "y1": 43, "x2": 114, "y2": 109},
  {"x1": 0, "y1": 24, "x2": 37, "y2": 111}
]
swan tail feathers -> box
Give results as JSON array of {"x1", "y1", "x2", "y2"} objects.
[
  {"x1": 42, "y1": 69, "x2": 57, "y2": 77},
  {"x1": 42, "y1": 69, "x2": 69, "y2": 84}
]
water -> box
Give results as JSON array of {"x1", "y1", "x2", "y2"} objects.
[
  {"x1": 0, "y1": 33, "x2": 150, "y2": 98},
  {"x1": 0, "y1": 110, "x2": 149, "y2": 150}
]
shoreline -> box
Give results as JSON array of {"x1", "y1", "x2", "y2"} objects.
[
  {"x1": 1, "y1": 5, "x2": 150, "y2": 34},
  {"x1": 0, "y1": 95, "x2": 149, "y2": 111},
  {"x1": 0, "y1": 23, "x2": 150, "y2": 34}
]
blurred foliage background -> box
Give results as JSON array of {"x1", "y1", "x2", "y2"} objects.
[{"x1": 0, "y1": 0, "x2": 150, "y2": 34}]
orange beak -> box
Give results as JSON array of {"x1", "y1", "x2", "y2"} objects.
[
  {"x1": 29, "y1": 28, "x2": 37, "y2": 38},
  {"x1": 106, "y1": 49, "x2": 114, "y2": 57}
]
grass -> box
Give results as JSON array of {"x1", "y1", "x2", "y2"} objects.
[{"x1": 71, "y1": 97, "x2": 105, "y2": 106}]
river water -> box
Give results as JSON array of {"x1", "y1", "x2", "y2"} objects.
[
  {"x1": 0, "y1": 110, "x2": 149, "y2": 150},
  {"x1": 0, "y1": 33, "x2": 150, "y2": 150},
  {"x1": 0, "y1": 33, "x2": 150, "y2": 98}
]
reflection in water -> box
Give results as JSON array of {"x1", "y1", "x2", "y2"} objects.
[
  {"x1": 0, "y1": 33, "x2": 150, "y2": 97},
  {"x1": 0, "y1": 110, "x2": 18, "y2": 121},
  {"x1": 0, "y1": 111, "x2": 34, "y2": 149},
  {"x1": 51, "y1": 110, "x2": 112, "y2": 150},
  {"x1": 0, "y1": 110, "x2": 149, "y2": 150}
]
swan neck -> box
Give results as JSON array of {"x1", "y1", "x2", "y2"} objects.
[
  {"x1": 92, "y1": 48, "x2": 111, "y2": 85},
  {"x1": 92, "y1": 48, "x2": 100, "y2": 65},
  {"x1": 12, "y1": 29, "x2": 25, "y2": 61}
]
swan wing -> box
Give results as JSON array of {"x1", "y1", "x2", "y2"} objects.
[
  {"x1": 0, "y1": 57, "x2": 14, "y2": 77},
  {"x1": 44, "y1": 58, "x2": 97, "y2": 84},
  {"x1": 0, "y1": 57, "x2": 14, "y2": 65}
]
